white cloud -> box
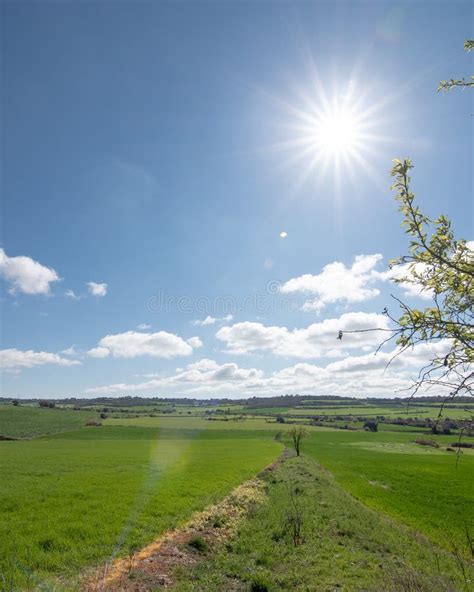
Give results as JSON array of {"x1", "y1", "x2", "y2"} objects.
[
  {"x1": 326, "y1": 351, "x2": 401, "y2": 373},
  {"x1": 60, "y1": 346, "x2": 78, "y2": 356},
  {"x1": 65, "y1": 289, "x2": 80, "y2": 300},
  {"x1": 281, "y1": 254, "x2": 383, "y2": 311},
  {"x1": 89, "y1": 330, "x2": 201, "y2": 360},
  {"x1": 0, "y1": 249, "x2": 60, "y2": 295},
  {"x1": 0, "y1": 348, "x2": 81, "y2": 370},
  {"x1": 325, "y1": 339, "x2": 453, "y2": 375},
  {"x1": 377, "y1": 263, "x2": 433, "y2": 300},
  {"x1": 192, "y1": 314, "x2": 233, "y2": 326},
  {"x1": 87, "y1": 346, "x2": 110, "y2": 358},
  {"x1": 84, "y1": 336, "x2": 461, "y2": 398},
  {"x1": 84, "y1": 349, "x2": 423, "y2": 398},
  {"x1": 86, "y1": 358, "x2": 264, "y2": 395},
  {"x1": 87, "y1": 282, "x2": 108, "y2": 297},
  {"x1": 136, "y1": 323, "x2": 151, "y2": 330},
  {"x1": 216, "y1": 312, "x2": 390, "y2": 358},
  {"x1": 187, "y1": 336, "x2": 203, "y2": 348}
]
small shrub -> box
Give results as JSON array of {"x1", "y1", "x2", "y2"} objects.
[
  {"x1": 187, "y1": 536, "x2": 208, "y2": 553},
  {"x1": 85, "y1": 419, "x2": 102, "y2": 427},
  {"x1": 363, "y1": 420, "x2": 378, "y2": 432},
  {"x1": 415, "y1": 438, "x2": 439, "y2": 448},
  {"x1": 39, "y1": 400, "x2": 55, "y2": 408}
]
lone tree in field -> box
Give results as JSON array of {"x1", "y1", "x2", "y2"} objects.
[
  {"x1": 341, "y1": 42, "x2": 474, "y2": 404},
  {"x1": 289, "y1": 426, "x2": 308, "y2": 456},
  {"x1": 364, "y1": 420, "x2": 378, "y2": 433}
]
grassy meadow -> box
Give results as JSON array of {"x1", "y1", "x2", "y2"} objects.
[
  {"x1": 0, "y1": 400, "x2": 473, "y2": 590},
  {"x1": 105, "y1": 414, "x2": 474, "y2": 556},
  {"x1": 0, "y1": 405, "x2": 99, "y2": 439},
  {"x1": 303, "y1": 429, "x2": 474, "y2": 554},
  {"x1": 0, "y1": 413, "x2": 280, "y2": 589},
  {"x1": 174, "y1": 456, "x2": 472, "y2": 591}
]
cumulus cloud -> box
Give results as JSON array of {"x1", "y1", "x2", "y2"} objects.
[
  {"x1": 88, "y1": 329, "x2": 201, "y2": 360},
  {"x1": 281, "y1": 254, "x2": 383, "y2": 311},
  {"x1": 187, "y1": 336, "x2": 203, "y2": 348},
  {"x1": 60, "y1": 346, "x2": 78, "y2": 356},
  {"x1": 192, "y1": 315, "x2": 233, "y2": 326},
  {"x1": 216, "y1": 312, "x2": 390, "y2": 358},
  {"x1": 87, "y1": 282, "x2": 108, "y2": 297},
  {"x1": 87, "y1": 346, "x2": 110, "y2": 358},
  {"x1": 85, "y1": 342, "x2": 442, "y2": 397},
  {"x1": 84, "y1": 329, "x2": 457, "y2": 398},
  {"x1": 280, "y1": 252, "x2": 452, "y2": 310},
  {"x1": 0, "y1": 249, "x2": 60, "y2": 295},
  {"x1": 136, "y1": 323, "x2": 151, "y2": 330},
  {"x1": 325, "y1": 339, "x2": 453, "y2": 376},
  {"x1": 0, "y1": 348, "x2": 81, "y2": 370},
  {"x1": 377, "y1": 263, "x2": 434, "y2": 300},
  {"x1": 86, "y1": 358, "x2": 264, "y2": 395}
]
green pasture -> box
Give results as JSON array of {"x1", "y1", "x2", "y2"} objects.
[
  {"x1": 226, "y1": 400, "x2": 473, "y2": 422},
  {"x1": 0, "y1": 422, "x2": 280, "y2": 589},
  {"x1": 175, "y1": 456, "x2": 472, "y2": 591},
  {"x1": 303, "y1": 428, "x2": 474, "y2": 554},
  {"x1": 104, "y1": 414, "x2": 282, "y2": 431},
  {"x1": 239, "y1": 404, "x2": 473, "y2": 419},
  {"x1": 2, "y1": 406, "x2": 473, "y2": 589},
  {"x1": 0, "y1": 405, "x2": 99, "y2": 439}
]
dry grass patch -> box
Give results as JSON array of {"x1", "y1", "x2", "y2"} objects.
[{"x1": 83, "y1": 473, "x2": 269, "y2": 591}]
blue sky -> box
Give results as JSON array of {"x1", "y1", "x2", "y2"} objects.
[{"x1": 1, "y1": 1, "x2": 472, "y2": 399}]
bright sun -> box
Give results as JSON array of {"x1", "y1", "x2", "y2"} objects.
[
  {"x1": 313, "y1": 109, "x2": 359, "y2": 155},
  {"x1": 269, "y1": 79, "x2": 388, "y2": 189}
]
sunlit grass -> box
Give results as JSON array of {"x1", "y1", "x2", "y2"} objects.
[
  {"x1": 304, "y1": 429, "x2": 474, "y2": 554},
  {"x1": 0, "y1": 424, "x2": 280, "y2": 588}
]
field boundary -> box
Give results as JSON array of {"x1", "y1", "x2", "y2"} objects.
[{"x1": 82, "y1": 451, "x2": 288, "y2": 591}]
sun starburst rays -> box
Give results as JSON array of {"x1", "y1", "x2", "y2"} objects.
[{"x1": 268, "y1": 83, "x2": 396, "y2": 196}]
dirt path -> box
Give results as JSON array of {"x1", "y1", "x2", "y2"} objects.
[{"x1": 82, "y1": 454, "x2": 286, "y2": 592}]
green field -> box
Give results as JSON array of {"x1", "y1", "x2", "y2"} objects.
[
  {"x1": 237, "y1": 403, "x2": 474, "y2": 420},
  {"x1": 1, "y1": 402, "x2": 473, "y2": 590},
  {"x1": 105, "y1": 415, "x2": 474, "y2": 553},
  {"x1": 302, "y1": 429, "x2": 474, "y2": 554},
  {"x1": 0, "y1": 419, "x2": 280, "y2": 589},
  {"x1": 0, "y1": 405, "x2": 99, "y2": 439},
  {"x1": 175, "y1": 456, "x2": 471, "y2": 591}
]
